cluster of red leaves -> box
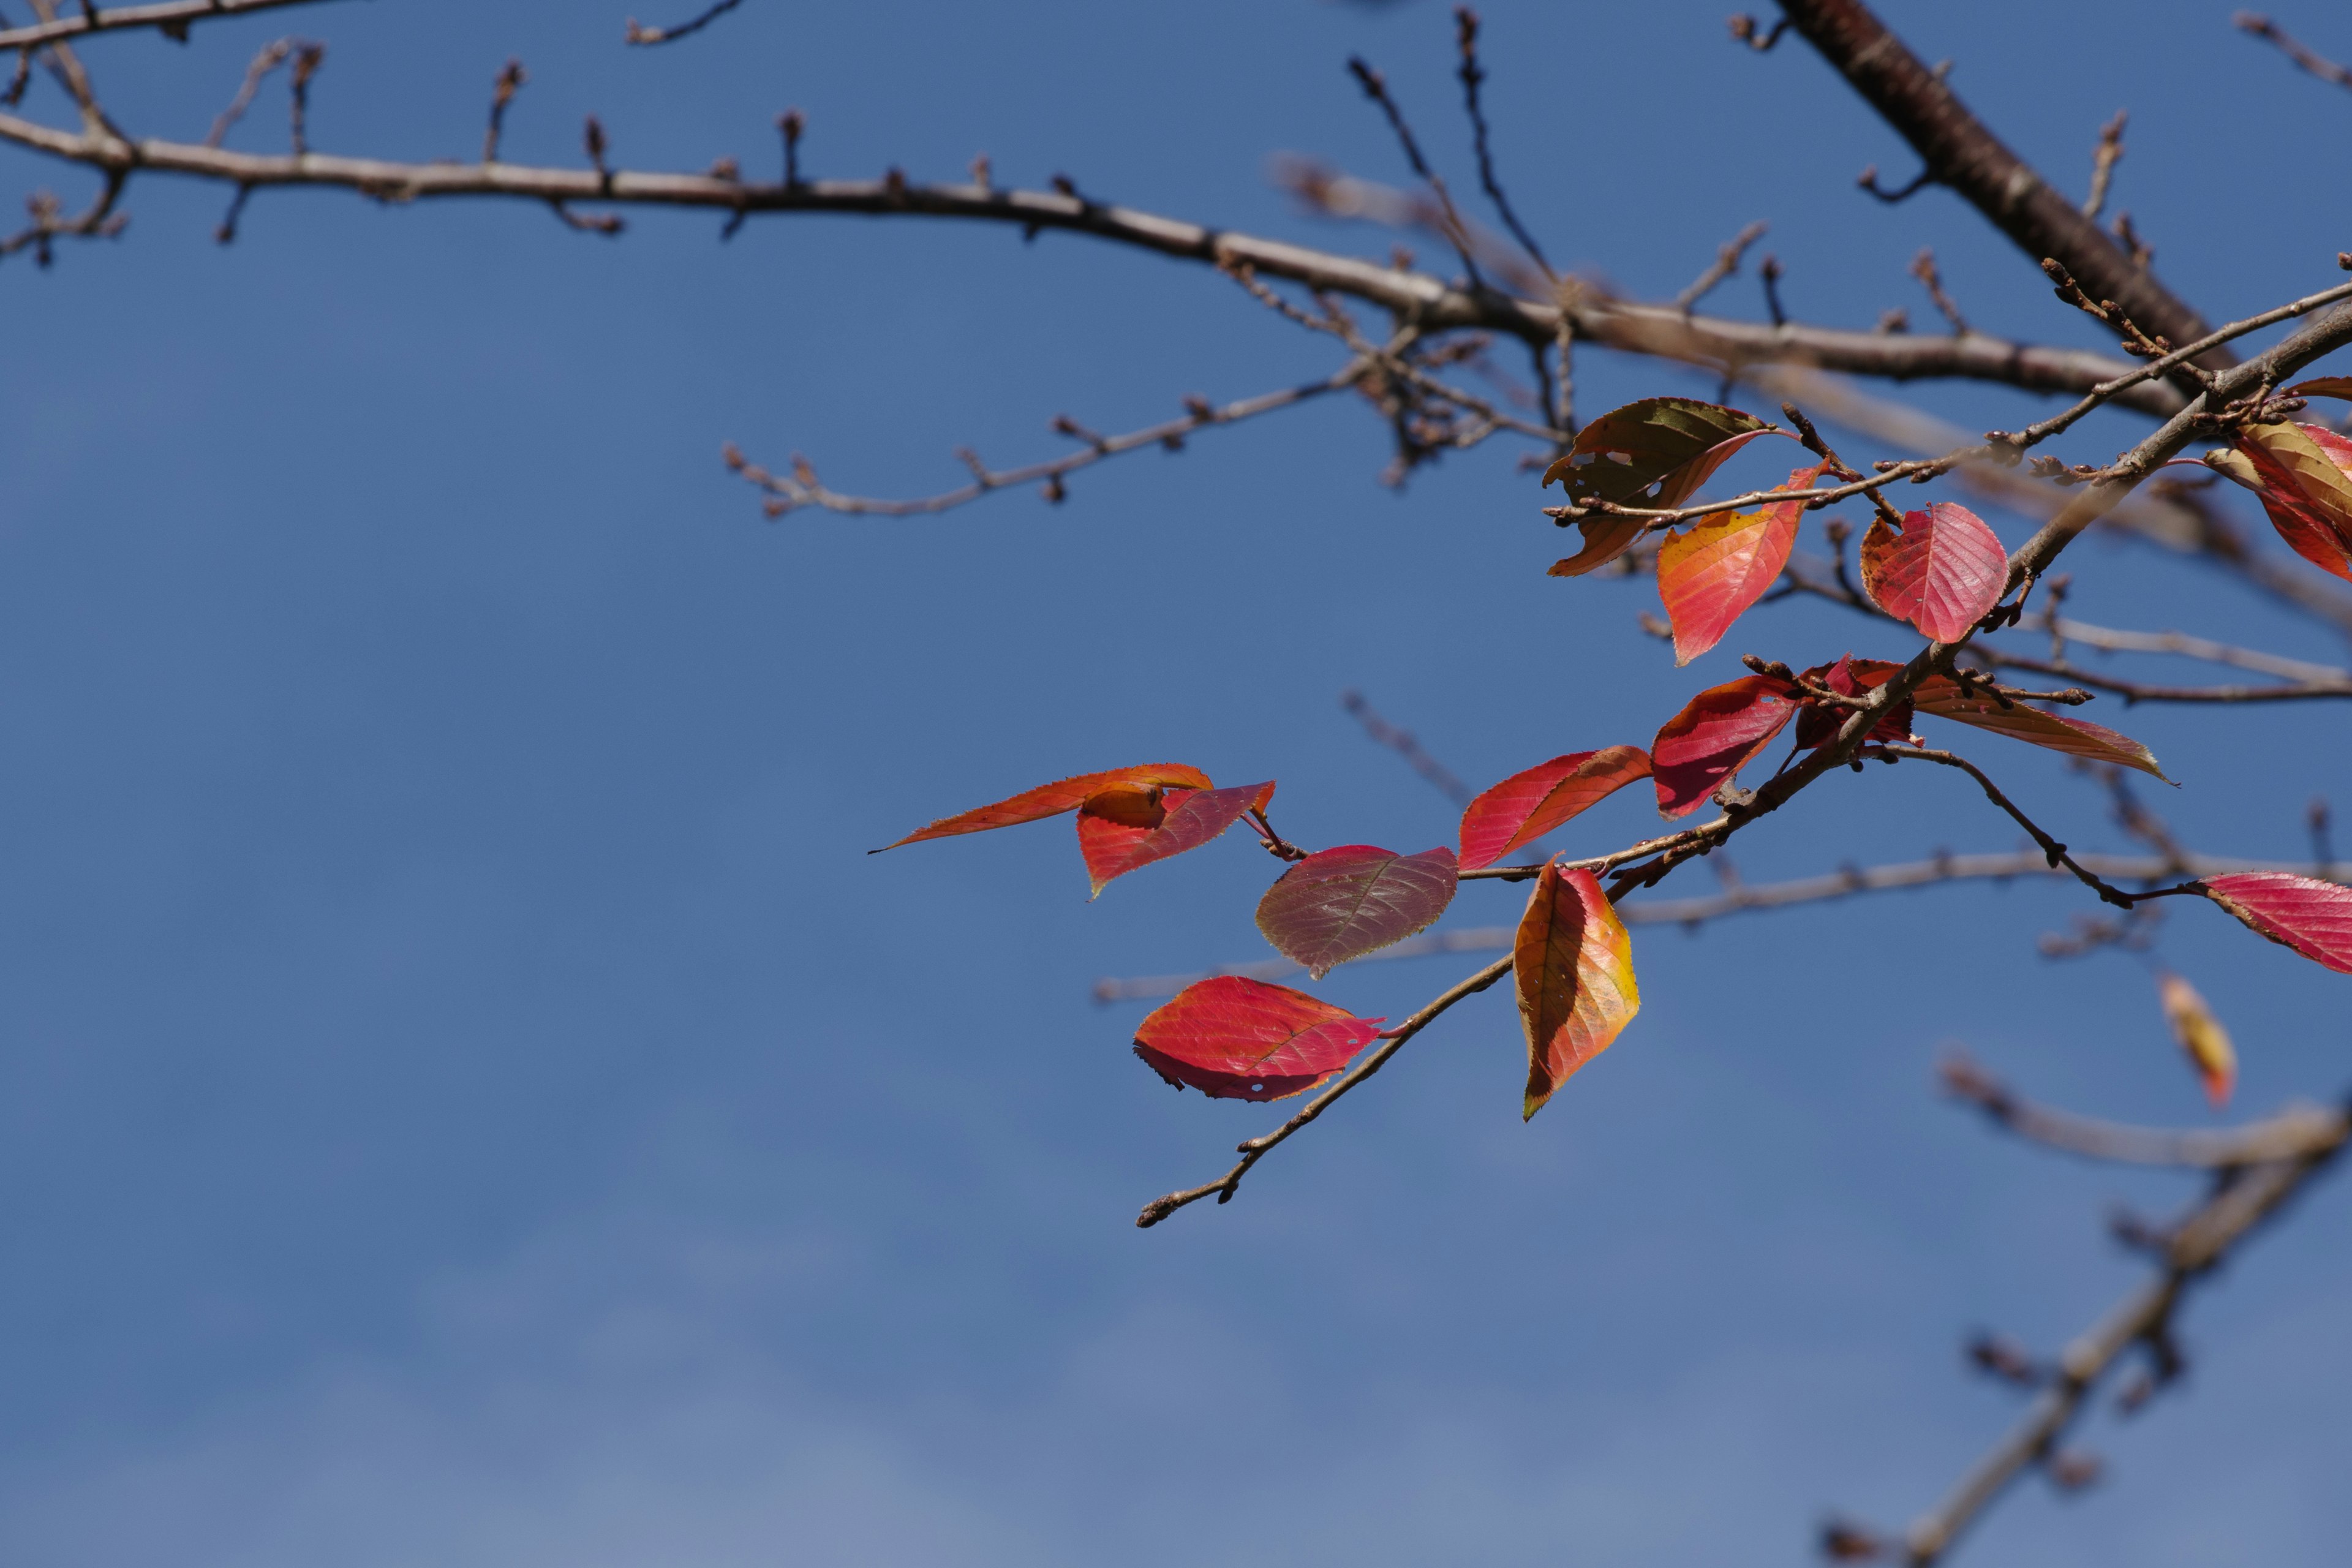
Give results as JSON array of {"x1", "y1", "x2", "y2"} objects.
[{"x1": 875, "y1": 393, "x2": 2352, "y2": 1144}]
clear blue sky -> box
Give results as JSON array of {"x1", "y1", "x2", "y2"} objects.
[{"x1": 3, "y1": 2, "x2": 2347, "y2": 1563}]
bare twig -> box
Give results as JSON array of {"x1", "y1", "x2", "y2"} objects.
[
  {"x1": 1908, "y1": 247, "x2": 1969, "y2": 334},
  {"x1": 1938, "y1": 1051, "x2": 2347, "y2": 1169},
  {"x1": 1344, "y1": 55, "x2": 1482, "y2": 288},
  {"x1": 625, "y1": 0, "x2": 745, "y2": 46},
  {"x1": 1676, "y1": 220, "x2": 1767, "y2": 314},
  {"x1": 205, "y1": 38, "x2": 291, "y2": 149},
  {"x1": 1340, "y1": 690, "x2": 1472, "y2": 805},
  {"x1": 1452, "y1": 6, "x2": 1551, "y2": 279},
  {"x1": 2081, "y1": 110, "x2": 2126, "y2": 221},
  {"x1": 483, "y1": 58, "x2": 524, "y2": 164},
  {"x1": 2234, "y1": 11, "x2": 2352, "y2": 93}
]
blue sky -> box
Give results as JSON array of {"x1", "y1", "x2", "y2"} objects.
[{"x1": 2, "y1": 2, "x2": 2348, "y2": 1563}]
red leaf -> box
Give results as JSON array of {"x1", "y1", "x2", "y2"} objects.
[
  {"x1": 1132, "y1": 975, "x2": 1386, "y2": 1101},
  {"x1": 1650, "y1": 675, "x2": 1800, "y2": 818},
  {"x1": 1858, "y1": 501, "x2": 2008, "y2": 641},
  {"x1": 1792, "y1": 655, "x2": 1915, "y2": 750},
  {"x1": 2200, "y1": 873, "x2": 2352, "y2": 973},
  {"x1": 1457, "y1": 747, "x2": 1653, "y2": 870},
  {"x1": 1515, "y1": 863, "x2": 1640, "y2": 1120},
  {"x1": 879, "y1": 763, "x2": 1213, "y2": 850},
  {"x1": 1913, "y1": 677, "x2": 2167, "y2": 779},
  {"x1": 1077, "y1": 780, "x2": 1274, "y2": 897},
  {"x1": 1255, "y1": 845, "x2": 1459, "y2": 978},
  {"x1": 1654, "y1": 464, "x2": 1826, "y2": 664},
  {"x1": 2232, "y1": 423, "x2": 2352, "y2": 582},
  {"x1": 2282, "y1": 377, "x2": 2352, "y2": 402}
]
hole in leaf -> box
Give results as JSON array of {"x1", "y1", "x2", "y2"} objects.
[
  {"x1": 1606, "y1": 450, "x2": 1634, "y2": 466},
  {"x1": 1570, "y1": 452, "x2": 1597, "y2": 468}
]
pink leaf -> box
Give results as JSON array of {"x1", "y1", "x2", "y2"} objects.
[
  {"x1": 1650, "y1": 676, "x2": 1800, "y2": 819},
  {"x1": 1858, "y1": 501, "x2": 2008, "y2": 641},
  {"x1": 1077, "y1": 780, "x2": 1274, "y2": 897},
  {"x1": 2201, "y1": 873, "x2": 2352, "y2": 973},
  {"x1": 1256, "y1": 845, "x2": 1458, "y2": 978}
]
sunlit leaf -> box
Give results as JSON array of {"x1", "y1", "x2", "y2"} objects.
[
  {"x1": 1858, "y1": 501, "x2": 2008, "y2": 642},
  {"x1": 2282, "y1": 377, "x2": 2352, "y2": 402},
  {"x1": 1078, "y1": 780, "x2": 1274, "y2": 897},
  {"x1": 1540, "y1": 398, "x2": 1781, "y2": 511},
  {"x1": 1650, "y1": 675, "x2": 1800, "y2": 818},
  {"x1": 1457, "y1": 747, "x2": 1653, "y2": 870},
  {"x1": 2155, "y1": 970, "x2": 2236, "y2": 1108},
  {"x1": 878, "y1": 763, "x2": 1213, "y2": 850},
  {"x1": 1654, "y1": 463, "x2": 1825, "y2": 665},
  {"x1": 2227, "y1": 422, "x2": 2352, "y2": 582},
  {"x1": 1255, "y1": 845, "x2": 1458, "y2": 978},
  {"x1": 1514, "y1": 862, "x2": 1639, "y2": 1120},
  {"x1": 1792, "y1": 655, "x2": 1915, "y2": 750},
  {"x1": 2200, "y1": 872, "x2": 2352, "y2": 974},
  {"x1": 1131, "y1": 975, "x2": 1385, "y2": 1101},
  {"x1": 1913, "y1": 677, "x2": 2166, "y2": 778}
]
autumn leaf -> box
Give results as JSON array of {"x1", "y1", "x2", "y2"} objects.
[
  {"x1": 1515, "y1": 862, "x2": 1639, "y2": 1120},
  {"x1": 1457, "y1": 747, "x2": 1653, "y2": 870},
  {"x1": 878, "y1": 763, "x2": 1213, "y2": 850},
  {"x1": 1541, "y1": 398, "x2": 1781, "y2": 510},
  {"x1": 1254, "y1": 845, "x2": 1458, "y2": 978},
  {"x1": 2200, "y1": 872, "x2": 2352, "y2": 973},
  {"x1": 1131, "y1": 975, "x2": 1386, "y2": 1101},
  {"x1": 1650, "y1": 675, "x2": 1800, "y2": 818},
  {"x1": 1792, "y1": 655, "x2": 1915, "y2": 750},
  {"x1": 1078, "y1": 780, "x2": 1275, "y2": 897},
  {"x1": 2155, "y1": 970, "x2": 2236, "y2": 1108},
  {"x1": 1913, "y1": 677, "x2": 2167, "y2": 779},
  {"x1": 1548, "y1": 516, "x2": 1648, "y2": 579},
  {"x1": 1858, "y1": 501, "x2": 2008, "y2": 641},
  {"x1": 2282, "y1": 377, "x2": 2352, "y2": 401},
  {"x1": 2221, "y1": 422, "x2": 2352, "y2": 582},
  {"x1": 1654, "y1": 464, "x2": 1826, "y2": 664}
]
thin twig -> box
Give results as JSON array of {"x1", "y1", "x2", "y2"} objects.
[
  {"x1": 1675, "y1": 220, "x2": 1766, "y2": 314},
  {"x1": 1452, "y1": 6, "x2": 1551, "y2": 279},
  {"x1": 1938, "y1": 1050, "x2": 2347, "y2": 1169},
  {"x1": 2234, "y1": 11, "x2": 2352, "y2": 93},
  {"x1": 1344, "y1": 55, "x2": 1483, "y2": 288},
  {"x1": 625, "y1": 0, "x2": 745, "y2": 46}
]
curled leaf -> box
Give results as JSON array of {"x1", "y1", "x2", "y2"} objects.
[
  {"x1": 1515, "y1": 862, "x2": 1639, "y2": 1120},
  {"x1": 1131, "y1": 975, "x2": 1385, "y2": 1101},
  {"x1": 1078, "y1": 780, "x2": 1274, "y2": 897},
  {"x1": 2229, "y1": 422, "x2": 2352, "y2": 582},
  {"x1": 1457, "y1": 747, "x2": 1653, "y2": 870},
  {"x1": 880, "y1": 763, "x2": 1213, "y2": 850},
  {"x1": 1541, "y1": 398, "x2": 1779, "y2": 510},
  {"x1": 2200, "y1": 872, "x2": 2352, "y2": 974},
  {"x1": 1858, "y1": 501, "x2": 2008, "y2": 642},
  {"x1": 2155, "y1": 970, "x2": 2236, "y2": 1108},
  {"x1": 1256, "y1": 845, "x2": 1459, "y2": 978},
  {"x1": 1650, "y1": 675, "x2": 1800, "y2": 818},
  {"x1": 1913, "y1": 677, "x2": 2166, "y2": 779},
  {"x1": 1654, "y1": 464, "x2": 1826, "y2": 664}
]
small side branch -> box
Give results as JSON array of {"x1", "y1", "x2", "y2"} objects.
[
  {"x1": 2235, "y1": 11, "x2": 2352, "y2": 93},
  {"x1": 1938, "y1": 1050, "x2": 2349, "y2": 1168},
  {"x1": 625, "y1": 0, "x2": 747, "y2": 47}
]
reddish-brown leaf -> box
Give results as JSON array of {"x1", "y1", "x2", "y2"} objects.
[
  {"x1": 1078, "y1": 780, "x2": 1273, "y2": 896},
  {"x1": 1858, "y1": 502, "x2": 2008, "y2": 641},
  {"x1": 2282, "y1": 377, "x2": 2352, "y2": 402},
  {"x1": 2200, "y1": 872, "x2": 2352, "y2": 974},
  {"x1": 1547, "y1": 516, "x2": 1648, "y2": 579},
  {"x1": 1457, "y1": 747, "x2": 1653, "y2": 870},
  {"x1": 1913, "y1": 677, "x2": 2167, "y2": 779},
  {"x1": 1792, "y1": 655, "x2": 1915, "y2": 750},
  {"x1": 1540, "y1": 398, "x2": 1781, "y2": 511},
  {"x1": 1131, "y1": 975, "x2": 1386, "y2": 1101},
  {"x1": 878, "y1": 763, "x2": 1214, "y2": 850},
  {"x1": 1654, "y1": 464, "x2": 1826, "y2": 664},
  {"x1": 1256, "y1": 845, "x2": 1458, "y2": 978},
  {"x1": 1515, "y1": 862, "x2": 1640, "y2": 1120},
  {"x1": 2155, "y1": 970, "x2": 2237, "y2": 1108},
  {"x1": 1650, "y1": 675, "x2": 1800, "y2": 818},
  {"x1": 2231, "y1": 423, "x2": 2352, "y2": 582}
]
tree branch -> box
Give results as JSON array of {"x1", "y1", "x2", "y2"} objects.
[
  {"x1": 1937, "y1": 1050, "x2": 2349, "y2": 1169},
  {"x1": 0, "y1": 0, "x2": 336, "y2": 48},
  {"x1": 1771, "y1": 0, "x2": 2227, "y2": 372}
]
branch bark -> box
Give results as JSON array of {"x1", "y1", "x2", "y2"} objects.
[{"x1": 0, "y1": 0, "x2": 336, "y2": 48}]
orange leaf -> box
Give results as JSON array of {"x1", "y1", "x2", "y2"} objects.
[
  {"x1": 1457, "y1": 747, "x2": 1653, "y2": 870},
  {"x1": 1515, "y1": 862, "x2": 1639, "y2": 1120},
  {"x1": 879, "y1": 764, "x2": 1213, "y2": 850},
  {"x1": 1077, "y1": 780, "x2": 1274, "y2": 897},
  {"x1": 1913, "y1": 677, "x2": 2166, "y2": 779},
  {"x1": 1132, "y1": 976, "x2": 1385, "y2": 1101},
  {"x1": 2201, "y1": 872, "x2": 2352, "y2": 973},
  {"x1": 1654, "y1": 464, "x2": 1825, "y2": 664},
  {"x1": 2282, "y1": 377, "x2": 2352, "y2": 402},
  {"x1": 1650, "y1": 675, "x2": 1800, "y2": 818},
  {"x1": 2155, "y1": 970, "x2": 2236, "y2": 1108},
  {"x1": 1857, "y1": 502, "x2": 2008, "y2": 641}
]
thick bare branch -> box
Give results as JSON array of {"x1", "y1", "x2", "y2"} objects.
[
  {"x1": 1771, "y1": 0, "x2": 2227, "y2": 372},
  {"x1": 1938, "y1": 1050, "x2": 2348, "y2": 1169},
  {"x1": 0, "y1": 0, "x2": 335, "y2": 48}
]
